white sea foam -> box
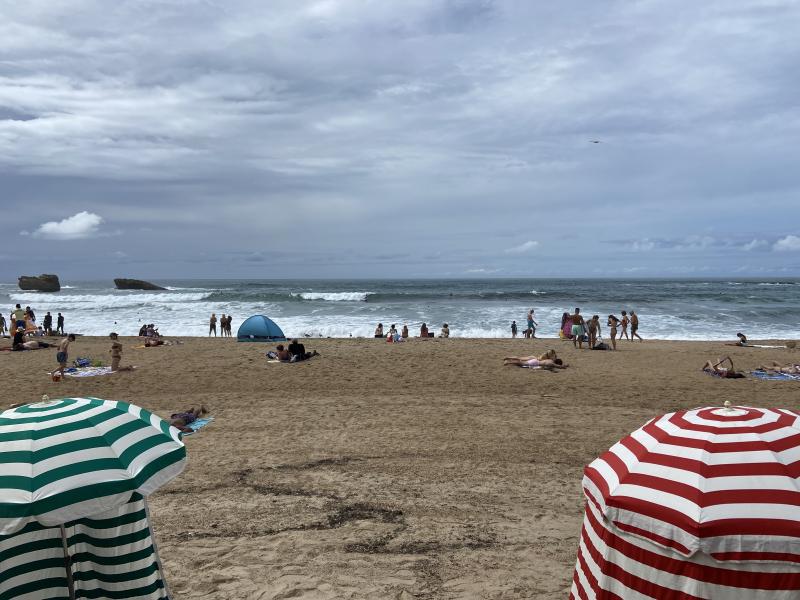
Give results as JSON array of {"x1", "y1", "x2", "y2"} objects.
[
  {"x1": 530, "y1": 290, "x2": 546, "y2": 295},
  {"x1": 9, "y1": 292, "x2": 213, "y2": 306},
  {"x1": 292, "y1": 292, "x2": 372, "y2": 302}
]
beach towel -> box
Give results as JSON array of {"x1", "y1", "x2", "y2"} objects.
[
  {"x1": 728, "y1": 343, "x2": 791, "y2": 349},
  {"x1": 181, "y1": 417, "x2": 214, "y2": 435},
  {"x1": 64, "y1": 366, "x2": 115, "y2": 377},
  {"x1": 751, "y1": 370, "x2": 800, "y2": 381}
]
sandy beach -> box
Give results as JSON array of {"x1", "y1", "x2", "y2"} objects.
[{"x1": 1, "y1": 336, "x2": 798, "y2": 599}]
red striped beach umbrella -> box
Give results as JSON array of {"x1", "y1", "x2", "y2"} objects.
[{"x1": 571, "y1": 402, "x2": 800, "y2": 599}]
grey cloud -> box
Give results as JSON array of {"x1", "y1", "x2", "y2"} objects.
[{"x1": 0, "y1": 1, "x2": 799, "y2": 278}]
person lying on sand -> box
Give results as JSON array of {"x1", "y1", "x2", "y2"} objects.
[
  {"x1": 504, "y1": 350, "x2": 566, "y2": 369},
  {"x1": 757, "y1": 361, "x2": 800, "y2": 375},
  {"x1": 702, "y1": 356, "x2": 745, "y2": 379},
  {"x1": 170, "y1": 406, "x2": 209, "y2": 433},
  {"x1": 504, "y1": 356, "x2": 568, "y2": 369}
]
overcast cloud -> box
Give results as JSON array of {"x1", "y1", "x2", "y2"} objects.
[{"x1": 1, "y1": 0, "x2": 798, "y2": 279}]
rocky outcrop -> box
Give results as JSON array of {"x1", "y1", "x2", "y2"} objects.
[
  {"x1": 18, "y1": 274, "x2": 61, "y2": 292},
  {"x1": 114, "y1": 278, "x2": 167, "y2": 291}
]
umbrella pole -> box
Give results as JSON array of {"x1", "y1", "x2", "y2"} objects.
[
  {"x1": 59, "y1": 524, "x2": 76, "y2": 600},
  {"x1": 144, "y1": 497, "x2": 173, "y2": 600}
]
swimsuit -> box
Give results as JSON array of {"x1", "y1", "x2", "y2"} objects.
[
  {"x1": 171, "y1": 412, "x2": 197, "y2": 424},
  {"x1": 571, "y1": 324, "x2": 582, "y2": 337},
  {"x1": 525, "y1": 359, "x2": 539, "y2": 367}
]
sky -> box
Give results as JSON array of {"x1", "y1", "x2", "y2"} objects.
[{"x1": 1, "y1": 0, "x2": 799, "y2": 280}]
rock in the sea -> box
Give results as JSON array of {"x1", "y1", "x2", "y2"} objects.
[
  {"x1": 18, "y1": 274, "x2": 61, "y2": 292},
  {"x1": 114, "y1": 278, "x2": 167, "y2": 291}
]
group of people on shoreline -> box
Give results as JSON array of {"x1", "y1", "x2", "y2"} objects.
[
  {"x1": 1, "y1": 304, "x2": 66, "y2": 338},
  {"x1": 373, "y1": 322, "x2": 450, "y2": 341},
  {"x1": 209, "y1": 313, "x2": 234, "y2": 337},
  {"x1": 510, "y1": 308, "x2": 643, "y2": 350}
]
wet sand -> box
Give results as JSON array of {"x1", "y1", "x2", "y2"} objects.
[{"x1": 1, "y1": 336, "x2": 798, "y2": 599}]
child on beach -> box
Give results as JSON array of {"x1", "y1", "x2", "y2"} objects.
[
  {"x1": 109, "y1": 333, "x2": 134, "y2": 372},
  {"x1": 54, "y1": 334, "x2": 75, "y2": 379},
  {"x1": 511, "y1": 321, "x2": 517, "y2": 338}
]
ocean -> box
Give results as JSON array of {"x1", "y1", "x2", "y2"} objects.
[{"x1": 2, "y1": 279, "x2": 799, "y2": 340}]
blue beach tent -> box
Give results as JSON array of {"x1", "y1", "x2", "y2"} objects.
[{"x1": 237, "y1": 315, "x2": 287, "y2": 342}]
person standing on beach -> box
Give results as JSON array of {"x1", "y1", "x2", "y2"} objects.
[
  {"x1": 587, "y1": 315, "x2": 601, "y2": 348},
  {"x1": 0, "y1": 314, "x2": 6, "y2": 336},
  {"x1": 630, "y1": 311, "x2": 643, "y2": 341},
  {"x1": 43, "y1": 312, "x2": 52, "y2": 335},
  {"x1": 109, "y1": 333, "x2": 134, "y2": 372},
  {"x1": 571, "y1": 308, "x2": 586, "y2": 349},
  {"x1": 12, "y1": 304, "x2": 25, "y2": 330},
  {"x1": 527, "y1": 309, "x2": 538, "y2": 339},
  {"x1": 56, "y1": 313, "x2": 65, "y2": 335},
  {"x1": 54, "y1": 334, "x2": 75, "y2": 379},
  {"x1": 511, "y1": 320, "x2": 517, "y2": 338},
  {"x1": 209, "y1": 313, "x2": 217, "y2": 336},
  {"x1": 226, "y1": 314, "x2": 233, "y2": 337},
  {"x1": 619, "y1": 311, "x2": 630, "y2": 340},
  {"x1": 607, "y1": 315, "x2": 619, "y2": 350}
]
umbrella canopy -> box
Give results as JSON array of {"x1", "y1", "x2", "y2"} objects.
[
  {"x1": 0, "y1": 397, "x2": 185, "y2": 535},
  {"x1": 572, "y1": 404, "x2": 800, "y2": 599},
  {"x1": 0, "y1": 397, "x2": 185, "y2": 600}
]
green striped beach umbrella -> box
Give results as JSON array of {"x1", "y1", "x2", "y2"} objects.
[{"x1": 0, "y1": 397, "x2": 186, "y2": 599}]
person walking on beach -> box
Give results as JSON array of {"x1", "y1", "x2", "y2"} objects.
[
  {"x1": 109, "y1": 333, "x2": 134, "y2": 372},
  {"x1": 527, "y1": 309, "x2": 538, "y2": 339},
  {"x1": 571, "y1": 308, "x2": 586, "y2": 349},
  {"x1": 209, "y1": 313, "x2": 217, "y2": 336},
  {"x1": 511, "y1": 320, "x2": 517, "y2": 338},
  {"x1": 54, "y1": 334, "x2": 75, "y2": 379},
  {"x1": 630, "y1": 311, "x2": 643, "y2": 341},
  {"x1": 607, "y1": 315, "x2": 619, "y2": 350},
  {"x1": 56, "y1": 313, "x2": 65, "y2": 335},
  {"x1": 619, "y1": 311, "x2": 630, "y2": 340}
]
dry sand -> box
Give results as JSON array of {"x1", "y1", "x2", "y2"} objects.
[{"x1": 1, "y1": 335, "x2": 799, "y2": 599}]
